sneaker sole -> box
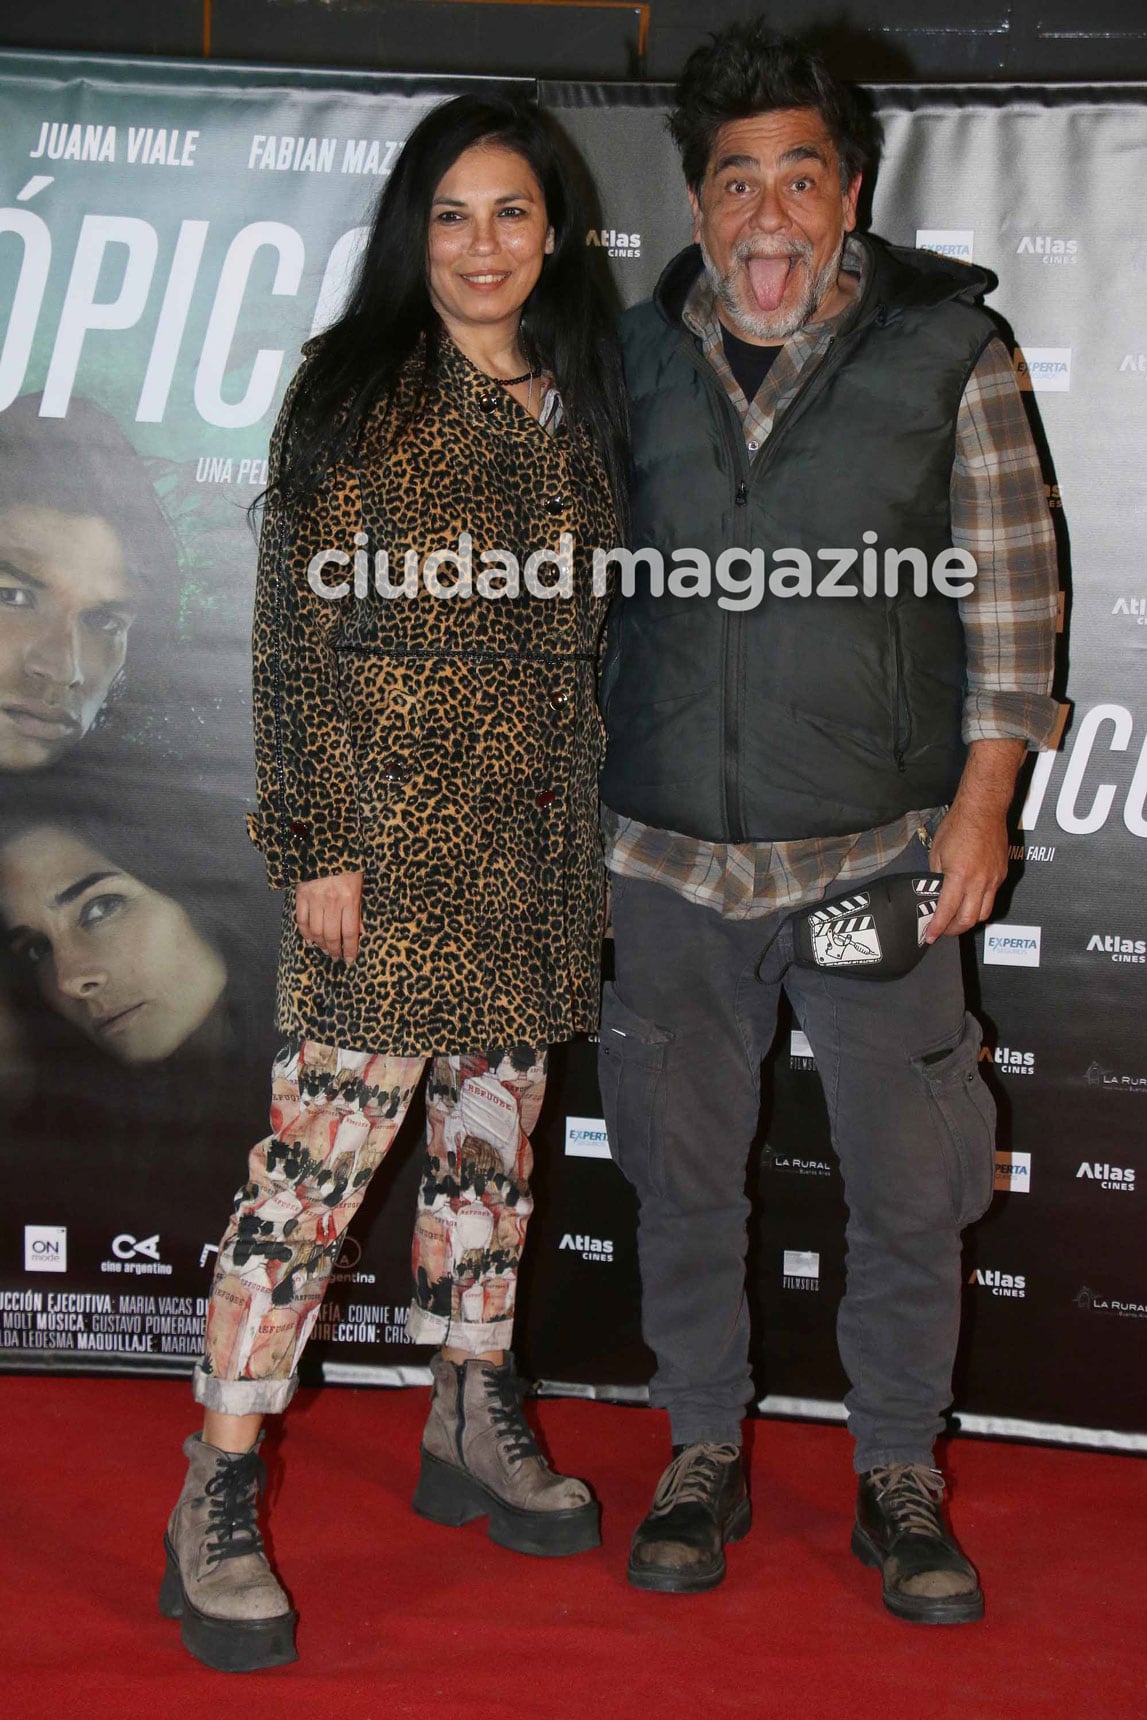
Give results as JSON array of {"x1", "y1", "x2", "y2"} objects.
[
  {"x1": 850, "y1": 1523, "x2": 985, "y2": 1624},
  {"x1": 159, "y1": 1536, "x2": 299, "y2": 1672},
  {"x1": 412, "y1": 1448, "x2": 601, "y2": 1557},
  {"x1": 626, "y1": 1496, "x2": 752, "y2": 1594}
]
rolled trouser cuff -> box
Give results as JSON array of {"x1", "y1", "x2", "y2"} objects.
[
  {"x1": 192, "y1": 1361, "x2": 299, "y2": 1416},
  {"x1": 406, "y1": 1305, "x2": 514, "y2": 1354}
]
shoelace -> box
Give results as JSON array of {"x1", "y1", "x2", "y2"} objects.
[
  {"x1": 868, "y1": 1463, "x2": 946, "y2": 1538},
  {"x1": 204, "y1": 1450, "x2": 265, "y2": 1567},
  {"x1": 482, "y1": 1366, "x2": 543, "y2": 1468},
  {"x1": 650, "y1": 1443, "x2": 740, "y2": 1515}
]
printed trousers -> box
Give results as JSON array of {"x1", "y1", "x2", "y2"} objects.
[
  {"x1": 599, "y1": 836, "x2": 997, "y2": 1472},
  {"x1": 193, "y1": 1037, "x2": 547, "y2": 1416}
]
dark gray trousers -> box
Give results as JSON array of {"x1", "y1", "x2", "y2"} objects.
[{"x1": 599, "y1": 837, "x2": 996, "y2": 1473}]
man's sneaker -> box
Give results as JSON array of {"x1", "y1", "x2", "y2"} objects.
[
  {"x1": 851, "y1": 1462, "x2": 984, "y2": 1624},
  {"x1": 159, "y1": 1432, "x2": 298, "y2": 1671},
  {"x1": 628, "y1": 1442, "x2": 750, "y2": 1593},
  {"x1": 412, "y1": 1351, "x2": 600, "y2": 1557}
]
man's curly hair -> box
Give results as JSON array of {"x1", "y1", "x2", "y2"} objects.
[{"x1": 669, "y1": 21, "x2": 879, "y2": 195}]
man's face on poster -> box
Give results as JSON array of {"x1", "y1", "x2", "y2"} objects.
[
  {"x1": 0, "y1": 826, "x2": 227, "y2": 1064},
  {"x1": 689, "y1": 107, "x2": 861, "y2": 342},
  {"x1": 0, "y1": 507, "x2": 138, "y2": 771}
]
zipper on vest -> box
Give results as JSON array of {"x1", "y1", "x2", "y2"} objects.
[{"x1": 889, "y1": 608, "x2": 911, "y2": 770}]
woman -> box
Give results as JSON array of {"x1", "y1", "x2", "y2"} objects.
[
  {"x1": 161, "y1": 94, "x2": 626, "y2": 1674},
  {"x1": 0, "y1": 395, "x2": 178, "y2": 773}
]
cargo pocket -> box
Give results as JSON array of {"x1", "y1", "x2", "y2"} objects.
[
  {"x1": 912, "y1": 1011, "x2": 996, "y2": 1227},
  {"x1": 597, "y1": 981, "x2": 674, "y2": 1200}
]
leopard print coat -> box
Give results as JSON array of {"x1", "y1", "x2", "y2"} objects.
[{"x1": 247, "y1": 332, "x2": 619, "y2": 1054}]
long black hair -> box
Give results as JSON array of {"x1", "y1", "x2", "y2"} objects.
[{"x1": 277, "y1": 93, "x2": 629, "y2": 516}]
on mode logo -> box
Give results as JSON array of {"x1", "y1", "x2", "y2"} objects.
[{"x1": 564, "y1": 1116, "x2": 611, "y2": 1160}]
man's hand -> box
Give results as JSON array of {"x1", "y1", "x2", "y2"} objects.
[
  {"x1": 296, "y1": 869, "x2": 364, "y2": 964},
  {"x1": 926, "y1": 739, "x2": 1027, "y2": 941}
]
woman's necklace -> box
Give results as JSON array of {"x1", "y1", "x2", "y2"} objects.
[{"x1": 491, "y1": 367, "x2": 544, "y2": 387}]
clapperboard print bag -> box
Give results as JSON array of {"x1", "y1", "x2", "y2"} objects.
[{"x1": 788, "y1": 874, "x2": 945, "y2": 980}]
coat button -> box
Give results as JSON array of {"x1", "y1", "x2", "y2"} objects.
[
  {"x1": 544, "y1": 494, "x2": 566, "y2": 517},
  {"x1": 547, "y1": 689, "x2": 570, "y2": 711},
  {"x1": 478, "y1": 392, "x2": 499, "y2": 413},
  {"x1": 289, "y1": 819, "x2": 311, "y2": 841},
  {"x1": 380, "y1": 757, "x2": 410, "y2": 783},
  {"x1": 536, "y1": 790, "x2": 557, "y2": 808}
]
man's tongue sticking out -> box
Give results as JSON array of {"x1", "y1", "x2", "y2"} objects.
[{"x1": 746, "y1": 254, "x2": 793, "y2": 313}]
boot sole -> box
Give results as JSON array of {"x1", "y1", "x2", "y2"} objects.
[
  {"x1": 850, "y1": 1523, "x2": 985, "y2": 1624},
  {"x1": 412, "y1": 1448, "x2": 601, "y2": 1557},
  {"x1": 159, "y1": 1536, "x2": 299, "y2": 1672},
  {"x1": 626, "y1": 1496, "x2": 752, "y2": 1594}
]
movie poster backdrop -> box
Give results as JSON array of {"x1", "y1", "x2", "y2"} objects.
[{"x1": 0, "y1": 53, "x2": 1143, "y2": 1446}]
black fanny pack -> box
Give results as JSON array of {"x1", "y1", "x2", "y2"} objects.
[{"x1": 788, "y1": 873, "x2": 944, "y2": 980}]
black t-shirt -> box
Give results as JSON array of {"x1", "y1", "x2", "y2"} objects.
[{"x1": 721, "y1": 322, "x2": 782, "y2": 405}]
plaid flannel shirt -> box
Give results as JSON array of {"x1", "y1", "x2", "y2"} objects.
[{"x1": 603, "y1": 237, "x2": 1062, "y2": 920}]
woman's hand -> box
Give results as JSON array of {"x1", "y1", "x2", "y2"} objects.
[{"x1": 296, "y1": 870, "x2": 364, "y2": 964}]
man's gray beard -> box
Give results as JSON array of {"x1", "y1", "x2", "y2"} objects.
[{"x1": 702, "y1": 235, "x2": 845, "y2": 341}]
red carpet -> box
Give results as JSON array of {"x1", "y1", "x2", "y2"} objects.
[{"x1": 4, "y1": 1376, "x2": 1145, "y2": 1720}]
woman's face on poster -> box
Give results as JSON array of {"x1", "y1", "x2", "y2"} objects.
[
  {"x1": 0, "y1": 826, "x2": 227, "y2": 1064},
  {"x1": 0, "y1": 506, "x2": 138, "y2": 771}
]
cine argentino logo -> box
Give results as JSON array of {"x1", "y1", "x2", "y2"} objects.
[{"x1": 307, "y1": 531, "x2": 979, "y2": 609}]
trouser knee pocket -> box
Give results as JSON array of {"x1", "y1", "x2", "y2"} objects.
[
  {"x1": 911, "y1": 1010, "x2": 997, "y2": 1228},
  {"x1": 597, "y1": 982, "x2": 674, "y2": 1199}
]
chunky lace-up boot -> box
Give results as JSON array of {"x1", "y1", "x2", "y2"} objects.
[
  {"x1": 852, "y1": 1462, "x2": 984, "y2": 1624},
  {"x1": 412, "y1": 1352, "x2": 600, "y2": 1556},
  {"x1": 628, "y1": 1442, "x2": 750, "y2": 1593},
  {"x1": 159, "y1": 1432, "x2": 297, "y2": 1671}
]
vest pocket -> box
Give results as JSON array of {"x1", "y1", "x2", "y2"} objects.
[{"x1": 597, "y1": 981, "x2": 674, "y2": 1199}]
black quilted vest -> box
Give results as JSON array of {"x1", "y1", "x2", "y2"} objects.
[{"x1": 600, "y1": 233, "x2": 998, "y2": 841}]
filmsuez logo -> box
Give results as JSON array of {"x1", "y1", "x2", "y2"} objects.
[
  {"x1": 1112, "y1": 597, "x2": 1147, "y2": 626},
  {"x1": 789, "y1": 1028, "x2": 817, "y2": 1071},
  {"x1": 24, "y1": 1225, "x2": 67, "y2": 1273},
  {"x1": 1076, "y1": 1160, "x2": 1136, "y2": 1192},
  {"x1": 782, "y1": 1249, "x2": 819, "y2": 1291},
  {"x1": 564, "y1": 1116, "x2": 612, "y2": 1160},
  {"x1": 1016, "y1": 234, "x2": 1078, "y2": 265},
  {"x1": 968, "y1": 1267, "x2": 1026, "y2": 1298},
  {"x1": 1074, "y1": 1286, "x2": 1147, "y2": 1320},
  {"x1": 1086, "y1": 932, "x2": 1146, "y2": 965},
  {"x1": 980, "y1": 1043, "x2": 1035, "y2": 1076},
  {"x1": 100, "y1": 1233, "x2": 173, "y2": 1276},
  {"x1": 559, "y1": 1233, "x2": 614, "y2": 1263},
  {"x1": 982, "y1": 924, "x2": 1041, "y2": 967},
  {"x1": 994, "y1": 1151, "x2": 1032, "y2": 1193},
  {"x1": 915, "y1": 228, "x2": 973, "y2": 262},
  {"x1": 586, "y1": 226, "x2": 641, "y2": 259},
  {"x1": 1019, "y1": 704, "x2": 1147, "y2": 842},
  {"x1": 1013, "y1": 347, "x2": 1072, "y2": 393}
]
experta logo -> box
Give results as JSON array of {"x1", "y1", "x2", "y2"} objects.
[
  {"x1": 969, "y1": 1267, "x2": 1026, "y2": 1298},
  {"x1": 782, "y1": 1249, "x2": 820, "y2": 1291},
  {"x1": 1016, "y1": 234, "x2": 1078, "y2": 264},
  {"x1": 559, "y1": 1233, "x2": 614, "y2": 1263},
  {"x1": 983, "y1": 924, "x2": 1042, "y2": 967},
  {"x1": 24, "y1": 1225, "x2": 67, "y2": 1273},
  {"x1": 916, "y1": 228, "x2": 974, "y2": 261},
  {"x1": 1014, "y1": 347, "x2": 1072, "y2": 392},
  {"x1": 1076, "y1": 1161, "x2": 1136, "y2": 1192},
  {"x1": 564, "y1": 1116, "x2": 612, "y2": 1160},
  {"x1": 994, "y1": 1150, "x2": 1032, "y2": 1192}
]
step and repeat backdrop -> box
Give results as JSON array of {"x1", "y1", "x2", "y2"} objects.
[{"x1": 0, "y1": 52, "x2": 1143, "y2": 1446}]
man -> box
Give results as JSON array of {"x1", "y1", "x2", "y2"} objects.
[{"x1": 598, "y1": 24, "x2": 1060, "y2": 1622}]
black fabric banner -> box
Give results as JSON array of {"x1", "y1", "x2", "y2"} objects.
[{"x1": 0, "y1": 52, "x2": 1143, "y2": 1448}]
